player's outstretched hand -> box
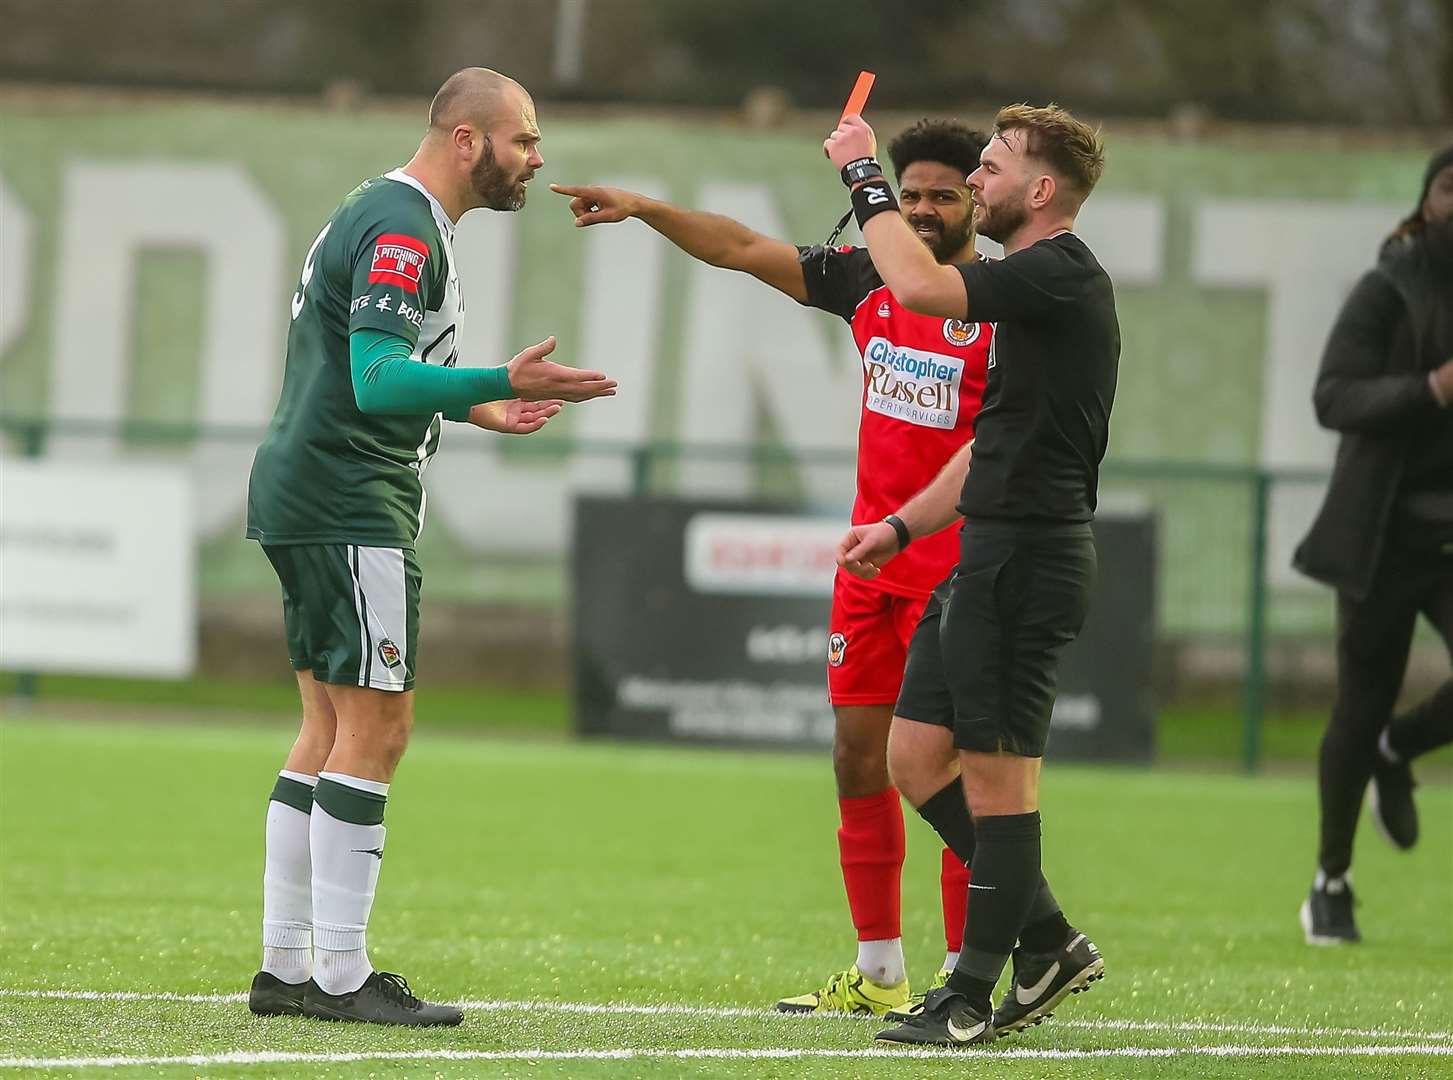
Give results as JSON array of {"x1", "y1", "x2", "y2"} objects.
[
  {"x1": 824, "y1": 114, "x2": 878, "y2": 169},
  {"x1": 550, "y1": 183, "x2": 639, "y2": 227},
  {"x1": 507, "y1": 336, "x2": 617, "y2": 403},
  {"x1": 837, "y1": 520, "x2": 901, "y2": 580},
  {"x1": 468, "y1": 399, "x2": 564, "y2": 435}
]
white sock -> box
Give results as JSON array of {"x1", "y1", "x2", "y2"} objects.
[
  {"x1": 261, "y1": 771, "x2": 316, "y2": 984},
  {"x1": 855, "y1": 938, "x2": 906, "y2": 987},
  {"x1": 1315, "y1": 869, "x2": 1350, "y2": 893},
  {"x1": 311, "y1": 772, "x2": 389, "y2": 995},
  {"x1": 942, "y1": 950, "x2": 960, "y2": 972}
]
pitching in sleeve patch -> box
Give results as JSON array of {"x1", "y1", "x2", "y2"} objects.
[{"x1": 367, "y1": 233, "x2": 429, "y2": 293}]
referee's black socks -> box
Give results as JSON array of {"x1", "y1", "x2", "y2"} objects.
[
  {"x1": 947, "y1": 811, "x2": 1043, "y2": 1011},
  {"x1": 1019, "y1": 876, "x2": 1073, "y2": 953},
  {"x1": 915, "y1": 779, "x2": 976, "y2": 864},
  {"x1": 916, "y1": 788, "x2": 1072, "y2": 956}
]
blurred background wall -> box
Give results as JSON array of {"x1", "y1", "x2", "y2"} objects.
[{"x1": 1, "y1": 0, "x2": 1450, "y2": 758}]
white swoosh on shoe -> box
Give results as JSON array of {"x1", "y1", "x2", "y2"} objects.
[
  {"x1": 1014, "y1": 961, "x2": 1060, "y2": 1004},
  {"x1": 946, "y1": 1016, "x2": 988, "y2": 1042}
]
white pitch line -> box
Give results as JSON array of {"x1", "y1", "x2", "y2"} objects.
[
  {"x1": 2, "y1": 988, "x2": 1450, "y2": 1045},
  {"x1": 1052, "y1": 1016, "x2": 1453, "y2": 1043},
  {"x1": 1, "y1": 1045, "x2": 1452, "y2": 1069},
  {"x1": 454, "y1": 997, "x2": 1453, "y2": 1043},
  {"x1": 0, "y1": 990, "x2": 246, "y2": 1005}
]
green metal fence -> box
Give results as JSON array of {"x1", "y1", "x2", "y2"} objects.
[{"x1": 1, "y1": 414, "x2": 1332, "y2": 771}]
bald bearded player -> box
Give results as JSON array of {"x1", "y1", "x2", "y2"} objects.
[{"x1": 244, "y1": 68, "x2": 615, "y2": 1027}]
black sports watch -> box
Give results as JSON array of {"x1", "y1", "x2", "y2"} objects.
[
  {"x1": 840, "y1": 156, "x2": 885, "y2": 188},
  {"x1": 883, "y1": 514, "x2": 912, "y2": 552}
]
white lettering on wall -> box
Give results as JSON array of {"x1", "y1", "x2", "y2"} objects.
[
  {"x1": 1074, "y1": 195, "x2": 1165, "y2": 285},
  {"x1": 974, "y1": 195, "x2": 1164, "y2": 286},
  {"x1": 0, "y1": 176, "x2": 34, "y2": 357},
  {"x1": 567, "y1": 179, "x2": 667, "y2": 493},
  {"x1": 4, "y1": 154, "x2": 1411, "y2": 581},
  {"x1": 677, "y1": 182, "x2": 860, "y2": 504},
  {"x1": 427, "y1": 179, "x2": 667, "y2": 554},
  {"x1": 1192, "y1": 201, "x2": 1402, "y2": 586},
  {"x1": 48, "y1": 162, "x2": 284, "y2": 538}
]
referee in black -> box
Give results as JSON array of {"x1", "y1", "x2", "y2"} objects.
[
  {"x1": 1293, "y1": 144, "x2": 1453, "y2": 945},
  {"x1": 824, "y1": 103, "x2": 1118, "y2": 1046}
]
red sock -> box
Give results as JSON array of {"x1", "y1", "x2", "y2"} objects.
[
  {"x1": 837, "y1": 788, "x2": 906, "y2": 941},
  {"x1": 940, "y1": 846, "x2": 970, "y2": 953}
]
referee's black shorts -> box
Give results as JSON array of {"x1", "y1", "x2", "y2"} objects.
[{"x1": 895, "y1": 520, "x2": 1096, "y2": 758}]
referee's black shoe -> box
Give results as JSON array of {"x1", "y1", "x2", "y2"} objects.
[
  {"x1": 304, "y1": 970, "x2": 463, "y2": 1026},
  {"x1": 1301, "y1": 874, "x2": 1360, "y2": 945},
  {"x1": 874, "y1": 986, "x2": 995, "y2": 1047},
  {"x1": 992, "y1": 930, "x2": 1104, "y2": 1036},
  {"x1": 1370, "y1": 754, "x2": 1418, "y2": 851},
  {"x1": 247, "y1": 971, "x2": 307, "y2": 1017}
]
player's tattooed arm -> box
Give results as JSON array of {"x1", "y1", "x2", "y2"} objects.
[{"x1": 551, "y1": 183, "x2": 808, "y2": 303}]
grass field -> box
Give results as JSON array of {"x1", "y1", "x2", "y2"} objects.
[
  {"x1": 1, "y1": 710, "x2": 1451, "y2": 1078},
  {"x1": 13, "y1": 672, "x2": 1453, "y2": 770}
]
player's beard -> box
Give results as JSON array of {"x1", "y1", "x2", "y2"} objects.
[
  {"x1": 909, "y1": 214, "x2": 973, "y2": 262},
  {"x1": 471, "y1": 140, "x2": 530, "y2": 211},
  {"x1": 974, "y1": 183, "x2": 1030, "y2": 243}
]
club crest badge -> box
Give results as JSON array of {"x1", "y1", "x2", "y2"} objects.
[
  {"x1": 942, "y1": 319, "x2": 980, "y2": 347},
  {"x1": 377, "y1": 639, "x2": 402, "y2": 669},
  {"x1": 828, "y1": 632, "x2": 848, "y2": 668}
]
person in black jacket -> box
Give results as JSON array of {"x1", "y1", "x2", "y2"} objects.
[{"x1": 1293, "y1": 144, "x2": 1453, "y2": 945}]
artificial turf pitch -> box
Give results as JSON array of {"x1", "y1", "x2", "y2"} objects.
[{"x1": 1, "y1": 716, "x2": 1449, "y2": 1078}]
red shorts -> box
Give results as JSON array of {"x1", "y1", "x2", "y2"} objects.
[{"x1": 826, "y1": 570, "x2": 931, "y2": 706}]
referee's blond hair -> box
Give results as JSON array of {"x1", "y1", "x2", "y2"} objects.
[{"x1": 994, "y1": 103, "x2": 1105, "y2": 206}]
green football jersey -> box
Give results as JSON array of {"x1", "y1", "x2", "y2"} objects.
[{"x1": 247, "y1": 169, "x2": 465, "y2": 548}]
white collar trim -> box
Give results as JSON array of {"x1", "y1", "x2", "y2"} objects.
[{"x1": 384, "y1": 168, "x2": 455, "y2": 235}]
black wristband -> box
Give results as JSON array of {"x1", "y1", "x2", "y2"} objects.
[
  {"x1": 840, "y1": 156, "x2": 884, "y2": 188},
  {"x1": 883, "y1": 514, "x2": 912, "y2": 552},
  {"x1": 851, "y1": 179, "x2": 899, "y2": 230}
]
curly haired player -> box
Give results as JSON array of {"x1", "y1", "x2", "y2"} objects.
[{"x1": 554, "y1": 119, "x2": 993, "y2": 1016}]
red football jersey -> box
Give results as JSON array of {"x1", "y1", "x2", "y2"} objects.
[{"x1": 799, "y1": 244, "x2": 991, "y2": 598}]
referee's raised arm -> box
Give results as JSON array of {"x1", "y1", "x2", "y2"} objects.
[
  {"x1": 867, "y1": 103, "x2": 1119, "y2": 1050},
  {"x1": 823, "y1": 115, "x2": 966, "y2": 316}
]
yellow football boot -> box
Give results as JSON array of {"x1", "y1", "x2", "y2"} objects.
[{"x1": 775, "y1": 965, "x2": 910, "y2": 1016}]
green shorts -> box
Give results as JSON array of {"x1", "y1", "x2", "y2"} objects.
[{"x1": 261, "y1": 544, "x2": 421, "y2": 692}]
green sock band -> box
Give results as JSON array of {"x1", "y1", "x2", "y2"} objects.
[
  {"x1": 269, "y1": 775, "x2": 315, "y2": 815},
  {"x1": 314, "y1": 777, "x2": 387, "y2": 826}
]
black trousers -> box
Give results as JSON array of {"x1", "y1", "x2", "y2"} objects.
[{"x1": 1318, "y1": 525, "x2": 1453, "y2": 877}]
